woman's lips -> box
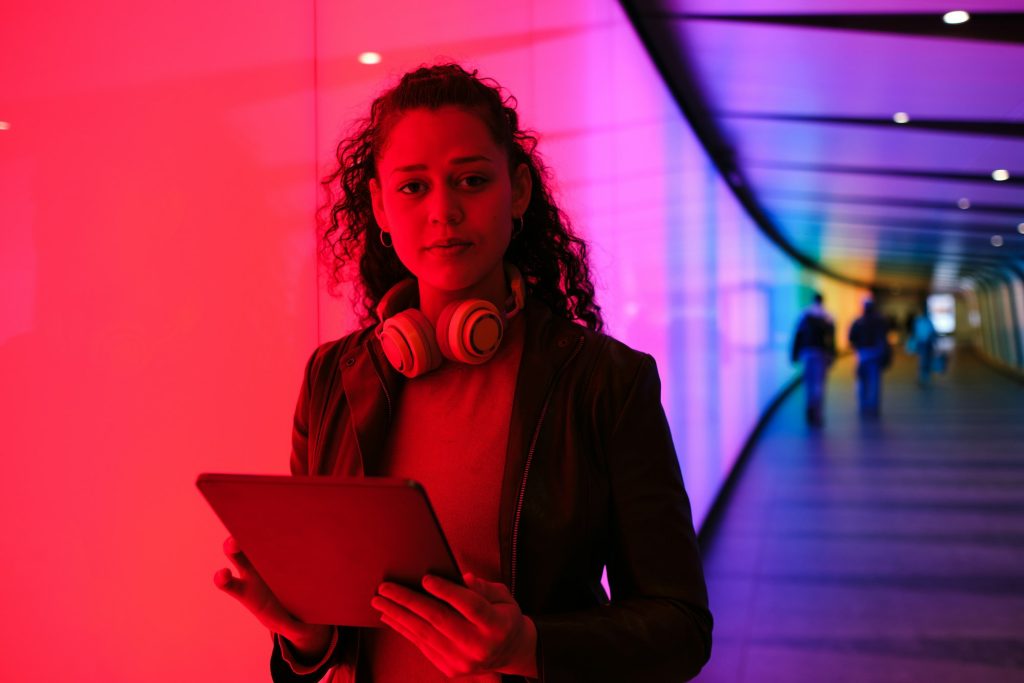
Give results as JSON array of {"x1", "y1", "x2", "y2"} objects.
[{"x1": 425, "y1": 239, "x2": 472, "y2": 252}]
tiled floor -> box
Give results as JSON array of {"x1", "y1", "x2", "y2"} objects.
[{"x1": 695, "y1": 350, "x2": 1024, "y2": 682}]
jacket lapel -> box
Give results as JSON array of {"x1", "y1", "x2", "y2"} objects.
[
  {"x1": 498, "y1": 300, "x2": 586, "y2": 586},
  {"x1": 339, "y1": 335, "x2": 404, "y2": 477}
]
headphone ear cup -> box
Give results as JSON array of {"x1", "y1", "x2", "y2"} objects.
[
  {"x1": 377, "y1": 309, "x2": 442, "y2": 378},
  {"x1": 437, "y1": 299, "x2": 504, "y2": 364}
]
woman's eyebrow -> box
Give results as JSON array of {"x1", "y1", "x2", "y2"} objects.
[
  {"x1": 392, "y1": 155, "x2": 494, "y2": 174},
  {"x1": 450, "y1": 155, "x2": 493, "y2": 165}
]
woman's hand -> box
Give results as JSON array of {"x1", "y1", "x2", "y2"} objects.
[
  {"x1": 371, "y1": 572, "x2": 538, "y2": 678},
  {"x1": 214, "y1": 536, "x2": 333, "y2": 659}
]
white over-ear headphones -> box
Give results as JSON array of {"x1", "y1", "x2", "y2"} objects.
[{"x1": 375, "y1": 264, "x2": 526, "y2": 378}]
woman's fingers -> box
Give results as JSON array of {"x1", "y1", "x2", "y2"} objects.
[
  {"x1": 420, "y1": 575, "x2": 495, "y2": 628},
  {"x1": 374, "y1": 584, "x2": 458, "y2": 633},
  {"x1": 212, "y1": 538, "x2": 338, "y2": 657},
  {"x1": 213, "y1": 563, "x2": 260, "y2": 605},
  {"x1": 375, "y1": 594, "x2": 485, "y2": 676},
  {"x1": 374, "y1": 576, "x2": 528, "y2": 675},
  {"x1": 215, "y1": 538, "x2": 298, "y2": 632},
  {"x1": 218, "y1": 537, "x2": 263, "y2": 598},
  {"x1": 222, "y1": 536, "x2": 259, "y2": 578},
  {"x1": 461, "y1": 573, "x2": 515, "y2": 605},
  {"x1": 378, "y1": 614, "x2": 458, "y2": 679},
  {"x1": 370, "y1": 574, "x2": 535, "y2": 676},
  {"x1": 213, "y1": 567, "x2": 239, "y2": 593},
  {"x1": 222, "y1": 535, "x2": 242, "y2": 559}
]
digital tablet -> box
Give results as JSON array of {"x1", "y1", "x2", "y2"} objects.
[{"x1": 196, "y1": 473, "x2": 462, "y2": 627}]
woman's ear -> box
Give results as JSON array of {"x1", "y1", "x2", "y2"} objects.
[
  {"x1": 369, "y1": 178, "x2": 388, "y2": 230},
  {"x1": 511, "y1": 163, "x2": 532, "y2": 218}
]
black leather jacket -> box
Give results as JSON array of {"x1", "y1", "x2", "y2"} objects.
[{"x1": 270, "y1": 300, "x2": 712, "y2": 682}]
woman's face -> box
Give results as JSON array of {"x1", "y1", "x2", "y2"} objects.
[{"x1": 369, "y1": 106, "x2": 531, "y2": 297}]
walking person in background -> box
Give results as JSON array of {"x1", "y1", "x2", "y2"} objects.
[
  {"x1": 791, "y1": 292, "x2": 836, "y2": 427},
  {"x1": 849, "y1": 299, "x2": 891, "y2": 418},
  {"x1": 911, "y1": 309, "x2": 938, "y2": 386}
]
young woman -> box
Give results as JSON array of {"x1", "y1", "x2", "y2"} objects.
[{"x1": 215, "y1": 63, "x2": 712, "y2": 682}]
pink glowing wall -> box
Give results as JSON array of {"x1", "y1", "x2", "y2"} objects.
[
  {"x1": 1, "y1": 3, "x2": 319, "y2": 680},
  {"x1": 1, "y1": 1, "x2": 867, "y2": 680}
]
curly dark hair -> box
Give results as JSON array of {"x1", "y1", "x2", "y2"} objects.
[{"x1": 320, "y1": 62, "x2": 603, "y2": 331}]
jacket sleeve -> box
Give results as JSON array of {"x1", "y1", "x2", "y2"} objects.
[
  {"x1": 533, "y1": 355, "x2": 713, "y2": 682},
  {"x1": 269, "y1": 346, "x2": 355, "y2": 683}
]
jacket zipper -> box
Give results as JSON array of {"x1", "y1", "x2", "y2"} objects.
[
  {"x1": 368, "y1": 343, "x2": 394, "y2": 423},
  {"x1": 510, "y1": 334, "x2": 584, "y2": 598}
]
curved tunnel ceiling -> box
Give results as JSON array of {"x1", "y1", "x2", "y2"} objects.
[{"x1": 621, "y1": 0, "x2": 1024, "y2": 295}]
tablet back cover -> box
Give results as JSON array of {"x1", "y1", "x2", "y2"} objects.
[{"x1": 197, "y1": 474, "x2": 461, "y2": 627}]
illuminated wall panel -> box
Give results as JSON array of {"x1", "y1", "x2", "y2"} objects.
[
  {"x1": 1, "y1": 2, "x2": 317, "y2": 681},
  {"x1": 1012, "y1": 274, "x2": 1024, "y2": 368},
  {"x1": 971, "y1": 269, "x2": 1024, "y2": 370}
]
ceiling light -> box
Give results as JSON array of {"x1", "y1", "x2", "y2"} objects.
[
  {"x1": 0, "y1": 121, "x2": 10, "y2": 131},
  {"x1": 358, "y1": 52, "x2": 382, "y2": 65},
  {"x1": 1018, "y1": 222, "x2": 1024, "y2": 234},
  {"x1": 957, "y1": 198, "x2": 970, "y2": 209},
  {"x1": 992, "y1": 169, "x2": 1010, "y2": 182},
  {"x1": 991, "y1": 235, "x2": 1003, "y2": 247},
  {"x1": 893, "y1": 112, "x2": 910, "y2": 124},
  {"x1": 943, "y1": 10, "x2": 970, "y2": 24}
]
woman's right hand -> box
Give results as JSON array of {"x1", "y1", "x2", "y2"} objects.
[{"x1": 214, "y1": 536, "x2": 334, "y2": 659}]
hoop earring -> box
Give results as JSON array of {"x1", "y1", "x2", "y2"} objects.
[
  {"x1": 512, "y1": 216, "x2": 524, "y2": 240},
  {"x1": 379, "y1": 230, "x2": 393, "y2": 248}
]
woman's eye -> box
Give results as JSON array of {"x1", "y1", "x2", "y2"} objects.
[
  {"x1": 459, "y1": 175, "x2": 488, "y2": 189},
  {"x1": 398, "y1": 181, "x2": 425, "y2": 195}
]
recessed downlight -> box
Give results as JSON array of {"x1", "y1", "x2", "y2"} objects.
[
  {"x1": 957, "y1": 198, "x2": 971, "y2": 209},
  {"x1": 992, "y1": 169, "x2": 1010, "y2": 182},
  {"x1": 991, "y1": 235, "x2": 1004, "y2": 247},
  {"x1": 358, "y1": 52, "x2": 382, "y2": 65},
  {"x1": 1018, "y1": 223, "x2": 1024, "y2": 234},
  {"x1": 0, "y1": 121, "x2": 10, "y2": 131},
  {"x1": 893, "y1": 112, "x2": 910, "y2": 124},
  {"x1": 943, "y1": 10, "x2": 970, "y2": 24}
]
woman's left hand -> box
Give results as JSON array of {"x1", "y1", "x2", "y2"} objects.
[{"x1": 371, "y1": 572, "x2": 538, "y2": 678}]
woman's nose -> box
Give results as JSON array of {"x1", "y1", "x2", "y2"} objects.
[{"x1": 428, "y1": 186, "x2": 462, "y2": 225}]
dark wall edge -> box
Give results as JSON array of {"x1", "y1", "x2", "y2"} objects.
[{"x1": 696, "y1": 370, "x2": 802, "y2": 548}]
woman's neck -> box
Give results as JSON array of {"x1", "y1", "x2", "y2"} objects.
[{"x1": 417, "y1": 265, "x2": 507, "y2": 327}]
